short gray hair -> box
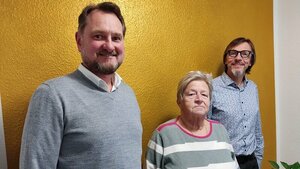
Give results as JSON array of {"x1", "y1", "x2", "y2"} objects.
[{"x1": 176, "y1": 71, "x2": 213, "y2": 103}]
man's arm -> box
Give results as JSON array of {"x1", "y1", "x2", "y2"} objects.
[
  {"x1": 20, "y1": 84, "x2": 63, "y2": 169},
  {"x1": 254, "y1": 90, "x2": 264, "y2": 168}
]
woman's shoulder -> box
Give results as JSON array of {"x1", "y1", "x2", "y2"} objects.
[
  {"x1": 156, "y1": 118, "x2": 178, "y2": 132},
  {"x1": 208, "y1": 119, "x2": 227, "y2": 131}
]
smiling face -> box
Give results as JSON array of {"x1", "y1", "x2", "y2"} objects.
[
  {"x1": 225, "y1": 42, "x2": 252, "y2": 79},
  {"x1": 178, "y1": 80, "x2": 210, "y2": 118},
  {"x1": 76, "y1": 10, "x2": 125, "y2": 75}
]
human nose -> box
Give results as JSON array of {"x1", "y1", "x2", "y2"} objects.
[
  {"x1": 194, "y1": 93, "x2": 202, "y2": 102},
  {"x1": 102, "y1": 39, "x2": 114, "y2": 51},
  {"x1": 234, "y1": 52, "x2": 243, "y2": 60}
]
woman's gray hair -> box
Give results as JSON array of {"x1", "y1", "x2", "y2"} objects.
[{"x1": 176, "y1": 71, "x2": 213, "y2": 103}]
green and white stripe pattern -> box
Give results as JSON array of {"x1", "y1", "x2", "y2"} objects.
[{"x1": 146, "y1": 118, "x2": 239, "y2": 169}]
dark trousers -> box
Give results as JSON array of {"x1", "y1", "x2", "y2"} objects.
[{"x1": 236, "y1": 153, "x2": 259, "y2": 169}]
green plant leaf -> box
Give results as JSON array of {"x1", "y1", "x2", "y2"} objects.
[
  {"x1": 269, "y1": 160, "x2": 280, "y2": 169},
  {"x1": 281, "y1": 161, "x2": 291, "y2": 169},
  {"x1": 291, "y1": 162, "x2": 300, "y2": 169}
]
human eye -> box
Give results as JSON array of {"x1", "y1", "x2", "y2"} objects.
[
  {"x1": 241, "y1": 50, "x2": 251, "y2": 58},
  {"x1": 201, "y1": 93, "x2": 209, "y2": 98},
  {"x1": 93, "y1": 34, "x2": 104, "y2": 40},
  {"x1": 188, "y1": 92, "x2": 196, "y2": 96},
  {"x1": 228, "y1": 50, "x2": 237, "y2": 57},
  {"x1": 112, "y1": 35, "x2": 123, "y2": 42},
  {"x1": 186, "y1": 92, "x2": 196, "y2": 97}
]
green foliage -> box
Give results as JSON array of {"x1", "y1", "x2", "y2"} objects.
[{"x1": 269, "y1": 161, "x2": 300, "y2": 169}]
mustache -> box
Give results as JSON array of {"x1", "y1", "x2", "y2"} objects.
[
  {"x1": 231, "y1": 61, "x2": 245, "y2": 65},
  {"x1": 97, "y1": 50, "x2": 117, "y2": 57}
]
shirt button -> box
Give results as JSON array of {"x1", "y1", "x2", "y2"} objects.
[{"x1": 244, "y1": 126, "x2": 246, "y2": 128}]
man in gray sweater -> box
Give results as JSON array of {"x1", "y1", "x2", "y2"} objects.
[{"x1": 20, "y1": 2, "x2": 142, "y2": 169}]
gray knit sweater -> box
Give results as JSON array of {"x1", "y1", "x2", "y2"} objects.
[{"x1": 20, "y1": 70, "x2": 142, "y2": 169}]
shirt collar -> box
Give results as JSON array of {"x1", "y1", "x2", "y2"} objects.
[
  {"x1": 78, "y1": 64, "x2": 122, "y2": 92},
  {"x1": 221, "y1": 72, "x2": 248, "y2": 87}
]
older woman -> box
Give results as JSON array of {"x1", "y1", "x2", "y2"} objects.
[{"x1": 146, "y1": 71, "x2": 239, "y2": 169}]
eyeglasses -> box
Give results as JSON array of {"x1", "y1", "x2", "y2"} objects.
[{"x1": 227, "y1": 50, "x2": 252, "y2": 59}]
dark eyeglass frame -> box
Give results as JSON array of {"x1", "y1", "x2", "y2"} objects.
[{"x1": 227, "y1": 50, "x2": 252, "y2": 59}]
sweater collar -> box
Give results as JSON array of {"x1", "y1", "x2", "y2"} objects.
[{"x1": 78, "y1": 64, "x2": 122, "y2": 92}]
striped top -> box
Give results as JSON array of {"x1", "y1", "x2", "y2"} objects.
[{"x1": 146, "y1": 117, "x2": 239, "y2": 169}]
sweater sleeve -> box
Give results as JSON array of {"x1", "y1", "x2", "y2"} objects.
[
  {"x1": 145, "y1": 130, "x2": 164, "y2": 169},
  {"x1": 20, "y1": 83, "x2": 64, "y2": 169}
]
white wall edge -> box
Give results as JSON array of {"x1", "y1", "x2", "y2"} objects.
[{"x1": 0, "y1": 95, "x2": 8, "y2": 169}]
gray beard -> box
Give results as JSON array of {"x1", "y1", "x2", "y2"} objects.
[
  {"x1": 96, "y1": 62, "x2": 121, "y2": 75},
  {"x1": 232, "y1": 69, "x2": 245, "y2": 78}
]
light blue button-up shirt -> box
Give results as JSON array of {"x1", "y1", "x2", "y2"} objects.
[{"x1": 209, "y1": 72, "x2": 264, "y2": 167}]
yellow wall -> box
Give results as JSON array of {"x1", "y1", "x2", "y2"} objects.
[{"x1": 0, "y1": 0, "x2": 275, "y2": 168}]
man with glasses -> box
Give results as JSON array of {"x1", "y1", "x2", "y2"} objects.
[{"x1": 209, "y1": 37, "x2": 264, "y2": 169}]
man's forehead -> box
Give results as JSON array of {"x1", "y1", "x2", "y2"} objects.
[{"x1": 85, "y1": 12, "x2": 122, "y2": 30}]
